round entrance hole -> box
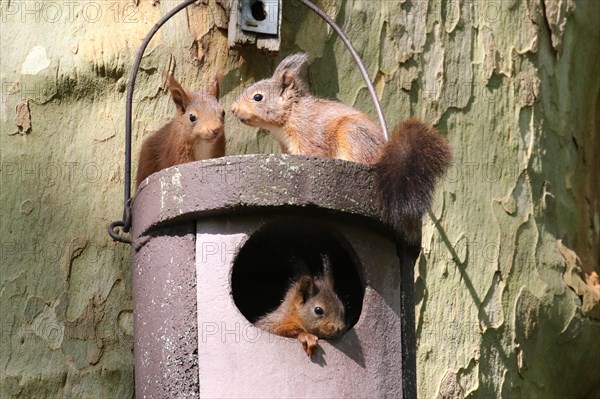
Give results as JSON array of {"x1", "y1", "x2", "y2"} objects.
[
  {"x1": 232, "y1": 220, "x2": 364, "y2": 333},
  {"x1": 250, "y1": 1, "x2": 267, "y2": 21}
]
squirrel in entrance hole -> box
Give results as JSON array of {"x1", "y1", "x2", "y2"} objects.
[
  {"x1": 254, "y1": 253, "x2": 346, "y2": 357},
  {"x1": 136, "y1": 73, "x2": 225, "y2": 188},
  {"x1": 231, "y1": 53, "x2": 453, "y2": 243}
]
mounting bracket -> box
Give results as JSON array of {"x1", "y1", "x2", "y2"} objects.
[{"x1": 240, "y1": 0, "x2": 279, "y2": 35}]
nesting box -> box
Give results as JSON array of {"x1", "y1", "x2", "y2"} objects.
[{"x1": 132, "y1": 154, "x2": 417, "y2": 398}]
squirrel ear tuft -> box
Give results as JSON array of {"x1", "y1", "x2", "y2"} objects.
[
  {"x1": 320, "y1": 253, "x2": 336, "y2": 290},
  {"x1": 208, "y1": 71, "x2": 222, "y2": 99},
  {"x1": 298, "y1": 275, "x2": 316, "y2": 303},
  {"x1": 273, "y1": 53, "x2": 308, "y2": 95},
  {"x1": 166, "y1": 74, "x2": 190, "y2": 114},
  {"x1": 273, "y1": 53, "x2": 309, "y2": 77}
]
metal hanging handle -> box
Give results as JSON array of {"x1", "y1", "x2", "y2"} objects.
[
  {"x1": 109, "y1": 0, "x2": 389, "y2": 243},
  {"x1": 108, "y1": 0, "x2": 197, "y2": 244},
  {"x1": 296, "y1": 0, "x2": 389, "y2": 140}
]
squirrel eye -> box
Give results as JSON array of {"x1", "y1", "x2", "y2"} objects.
[
  {"x1": 253, "y1": 93, "x2": 264, "y2": 102},
  {"x1": 189, "y1": 114, "x2": 197, "y2": 122},
  {"x1": 314, "y1": 307, "x2": 324, "y2": 316}
]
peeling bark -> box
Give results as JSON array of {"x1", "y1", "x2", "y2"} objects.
[
  {"x1": 0, "y1": 0, "x2": 598, "y2": 398},
  {"x1": 14, "y1": 99, "x2": 31, "y2": 134}
]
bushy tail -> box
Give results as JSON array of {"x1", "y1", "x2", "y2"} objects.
[{"x1": 375, "y1": 119, "x2": 452, "y2": 243}]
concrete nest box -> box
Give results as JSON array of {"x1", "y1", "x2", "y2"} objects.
[{"x1": 132, "y1": 154, "x2": 417, "y2": 399}]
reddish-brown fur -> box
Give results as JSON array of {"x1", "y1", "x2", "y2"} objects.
[
  {"x1": 273, "y1": 317, "x2": 319, "y2": 357},
  {"x1": 376, "y1": 119, "x2": 452, "y2": 243},
  {"x1": 136, "y1": 73, "x2": 225, "y2": 188},
  {"x1": 232, "y1": 53, "x2": 453, "y2": 242},
  {"x1": 254, "y1": 255, "x2": 345, "y2": 357},
  {"x1": 231, "y1": 54, "x2": 384, "y2": 164}
]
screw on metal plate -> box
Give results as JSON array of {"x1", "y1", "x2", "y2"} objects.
[{"x1": 240, "y1": 0, "x2": 279, "y2": 35}]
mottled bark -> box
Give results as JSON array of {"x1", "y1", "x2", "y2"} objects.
[{"x1": 1, "y1": 0, "x2": 598, "y2": 398}]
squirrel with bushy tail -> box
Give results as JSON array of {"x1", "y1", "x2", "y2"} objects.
[{"x1": 231, "y1": 53, "x2": 452, "y2": 243}]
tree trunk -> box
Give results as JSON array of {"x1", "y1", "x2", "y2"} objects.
[{"x1": 1, "y1": 0, "x2": 598, "y2": 398}]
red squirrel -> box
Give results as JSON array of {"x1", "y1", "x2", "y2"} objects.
[
  {"x1": 136, "y1": 73, "x2": 225, "y2": 188},
  {"x1": 254, "y1": 253, "x2": 346, "y2": 357},
  {"x1": 231, "y1": 53, "x2": 452, "y2": 243}
]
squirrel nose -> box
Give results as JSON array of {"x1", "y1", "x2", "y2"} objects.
[
  {"x1": 230, "y1": 103, "x2": 237, "y2": 115},
  {"x1": 209, "y1": 126, "x2": 221, "y2": 139}
]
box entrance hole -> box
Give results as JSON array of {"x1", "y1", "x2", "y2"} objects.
[{"x1": 231, "y1": 220, "x2": 365, "y2": 331}]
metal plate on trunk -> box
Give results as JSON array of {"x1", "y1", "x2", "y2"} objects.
[{"x1": 240, "y1": 0, "x2": 279, "y2": 35}]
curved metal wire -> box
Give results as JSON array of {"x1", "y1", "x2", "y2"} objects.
[
  {"x1": 109, "y1": 0, "x2": 389, "y2": 243},
  {"x1": 108, "y1": 0, "x2": 197, "y2": 244},
  {"x1": 296, "y1": 0, "x2": 389, "y2": 140}
]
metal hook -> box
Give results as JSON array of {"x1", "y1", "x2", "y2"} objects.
[{"x1": 108, "y1": 221, "x2": 131, "y2": 244}]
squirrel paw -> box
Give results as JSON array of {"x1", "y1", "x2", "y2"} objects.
[{"x1": 298, "y1": 333, "x2": 319, "y2": 357}]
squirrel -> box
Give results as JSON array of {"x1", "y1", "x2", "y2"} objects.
[
  {"x1": 254, "y1": 253, "x2": 346, "y2": 357},
  {"x1": 231, "y1": 53, "x2": 452, "y2": 243},
  {"x1": 136, "y1": 73, "x2": 225, "y2": 188}
]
